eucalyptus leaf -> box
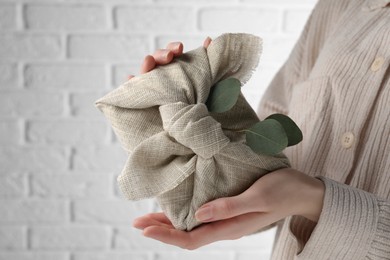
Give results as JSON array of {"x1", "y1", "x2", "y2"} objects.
[
  {"x1": 206, "y1": 78, "x2": 241, "y2": 113},
  {"x1": 265, "y1": 113, "x2": 303, "y2": 146},
  {"x1": 246, "y1": 119, "x2": 288, "y2": 156}
]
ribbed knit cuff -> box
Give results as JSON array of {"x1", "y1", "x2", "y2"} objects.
[
  {"x1": 366, "y1": 200, "x2": 390, "y2": 259},
  {"x1": 294, "y1": 176, "x2": 380, "y2": 260}
]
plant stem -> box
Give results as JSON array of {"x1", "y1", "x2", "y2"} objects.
[{"x1": 232, "y1": 129, "x2": 247, "y2": 133}]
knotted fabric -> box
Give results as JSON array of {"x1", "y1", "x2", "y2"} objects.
[{"x1": 96, "y1": 33, "x2": 290, "y2": 231}]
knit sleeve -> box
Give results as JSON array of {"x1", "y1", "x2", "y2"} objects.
[
  {"x1": 256, "y1": 2, "x2": 316, "y2": 120},
  {"x1": 289, "y1": 176, "x2": 390, "y2": 259}
]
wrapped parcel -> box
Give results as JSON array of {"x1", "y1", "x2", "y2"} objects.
[{"x1": 96, "y1": 33, "x2": 290, "y2": 231}]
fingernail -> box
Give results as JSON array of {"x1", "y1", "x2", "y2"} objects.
[{"x1": 195, "y1": 205, "x2": 213, "y2": 222}]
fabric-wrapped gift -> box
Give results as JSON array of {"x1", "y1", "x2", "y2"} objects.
[{"x1": 95, "y1": 33, "x2": 290, "y2": 231}]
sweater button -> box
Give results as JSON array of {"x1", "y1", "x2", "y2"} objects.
[
  {"x1": 341, "y1": 132, "x2": 355, "y2": 149},
  {"x1": 371, "y1": 57, "x2": 385, "y2": 72}
]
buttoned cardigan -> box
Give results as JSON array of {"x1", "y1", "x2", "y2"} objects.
[{"x1": 256, "y1": 0, "x2": 390, "y2": 259}]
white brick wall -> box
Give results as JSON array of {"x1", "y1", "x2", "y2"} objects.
[{"x1": 0, "y1": 1, "x2": 316, "y2": 260}]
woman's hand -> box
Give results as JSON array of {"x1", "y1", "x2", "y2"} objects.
[
  {"x1": 127, "y1": 37, "x2": 212, "y2": 79},
  {"x1": 133, "y1": 168, "x2": 325, "y2": 250}
]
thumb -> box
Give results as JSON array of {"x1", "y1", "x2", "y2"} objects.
[{"x1": 195, "y1": 194, "x2": 253, "y2": 222}]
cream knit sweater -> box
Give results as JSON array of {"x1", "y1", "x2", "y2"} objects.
[{"x1": 256, "y1": 0, "x2": 390, "y2": 259}]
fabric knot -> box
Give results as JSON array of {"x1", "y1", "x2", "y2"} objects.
[{"x1": 159, "y1": 102, "x2": 230, "y2": 159}]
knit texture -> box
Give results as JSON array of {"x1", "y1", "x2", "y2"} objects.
[
  {"x1": 256, "y1": 0, "x2": 390, "y2": 259},
  {"x1": 96, "y1": 33, "x2": 290, "y2": 231}
]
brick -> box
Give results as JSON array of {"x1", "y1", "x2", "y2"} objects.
[
  {"x1": 25, "y1": 64, "x2": 106, "y2": 90},
  {"x1": 156, "y1": 36, "x2": 205, "y2": 55},
  {"x1": 112, "y1": 64, "x2": 140, "y2": 87},
  {"x1": 72, "y1": 145, "x2": 127, "y2": 171},
  {"x1": 0, "y1": 119, "x2": 20, "y2": 144},
  {"x1": 262, "y1": 36, "x2": 298, "y2": 65},
  {"x1": 0, "y1": 91, "x2": 63, "y2": 117},
  {"x1": 70, "y1": 92, "x2": 105, "y2": 118},
  {"x1": 236, "y1": 252, "x2": 272, "y2": 260},
  {"x1": 241, "y1": 91, "x2": 262, "y2": 112},
  {"x1": 74, "y1": 252, "x2": 150, "y2": 260},
  {"x1": 115, "y1": 7, "x2": 194, "y2": 33},
  {"x1": 0, "y1": 200, "x2": 68, "y2": 223},
  {"x1": 0, "y1": 173, "x2": 27, "y2": 198},
  {"x1": 239, "y1": 65, "x2": 280, "y2": 110},
  {"x1": 283, "y1": 9, "x2": 312, "y2": 33},
  {"x1": 31, "y1": 172, "x2": 110, "y2": 198},
  {"x1": 31, "y1": 226, "x2": 110, "y2": 249},
  {"x1": 0, "y1": 146, "x2": 69, "y2": 171},
  {"x1": 74, "y1": 199, "x2": 153, "y2": 223},
  {"x1": 198, "y1": 8, "x2": 279, "y2": 33},
  {"x1": 0, "y1": 4, "x2": 16, "y2": 30},
  {"x1": 0, "y1": 226, "x2": 25, "y2": 249},
  {"x1": 0, "y1": 34, "x2": 61, "y2": 60},
  {"x1": 154, "y1": 252, "x2": 234, "y2": 260},
  {"x1": 0, "y1": 252, "x2": 69, "y2": 260},
  {"x1": 156, "y1": 0, "x2": 231, "y2": 2},
  {"x1": 69, "y1": 35, "x2": 149, "y2": 61},
  {"x1": 66, "y1": 0, "x2": 151, "y2": 2},
  {"x1": 26, "y1": 120, "x2": 108, "y2": 145},
  {"x1": 113, "y1": 173, "x2": 124, "y2": 198},
  {"x1": 25, "y1": 5, "x2": 106, "y2": 31},
  {"x1": 0, "y1": 63, "x2": 18, "y2": 88},
  {"x1": 241, "y1": 0, "x2": 317, "y2": 4}
]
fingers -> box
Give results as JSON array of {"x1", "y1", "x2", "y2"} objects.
[
  {"x1": 203, "y1": 37, "x2": 212, "y2": 48},
  {"x1": 134, "y1": 48, "x2": 175, "y2": 77},
  {"x1": 146, "y1": 212, "x2": 173, "y2": 225},
  {"x1": 140, "y1": 55, "x2": 156, "y2": 74},
  {"x1": 133, "y1": 213, "x2": 173, "y2": 230},
  {"x1": 166, "y1": 42, "x2": 183, "y2": 56},
  {"x1": 143, "y1": 225, "x2": 195, "y2": 249},
  {"x1": 142, "y1": 212, "x2": 279, "y2": 250},
  {"x1": 195, "y1": 193, "x2": 254, "y2": 222},
  {"x1": 191, "y1": 212, "x2": 266, "y2": 244},
  {"x1": 153, "y1": 49, "x2": 174, "y2": 65},
  {"x1": 130, "y1": 38, "x2": 208, "y2": 79}
]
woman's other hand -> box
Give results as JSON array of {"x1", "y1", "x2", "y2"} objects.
[
  {"x1": 127, "y1": 37, "x2": 212, "y2": 80},
  {"x1": 133, "y1": 168, "x2": 325, "y2": 250}
]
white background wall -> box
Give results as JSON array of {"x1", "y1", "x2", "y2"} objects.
[{"x1": 0, "y1": 0, "x2": 316, "y2": 259}]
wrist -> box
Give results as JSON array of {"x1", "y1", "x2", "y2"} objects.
[{"x1": 299, "y1": 177, "x2": 325, "y2": 222}]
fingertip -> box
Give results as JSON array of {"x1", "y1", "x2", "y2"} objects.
[
  {"x1": 165, "y1": 50, "x2": 174, "y2": 63},
  {"x1": 141, "y1": 55, "x2": 156, "y2": 74},
  {"x1": 153, "y1": 49, "x2": 175, "y2": 65},
  {"x1": 132, "y1": 218, "x2": 142, "y2": 229},
  {"x1": 195, "y1": 205, "x2": 213, "y2": 222},
  {"x1": 143, "y1": 226, "x2": 158, "y2": 238},
  {"x1": 203, "y1": 37, "x2": 212, "y2": 48},
  {"x1": 176, "y1": 42, "x2": 184, "y2": 56},
  {"x1": 167, "y1": 42, "x2": 183, "y2": 56},
  {"x1": 127, "y1": 75, "x2": 134, "y2": 80}
]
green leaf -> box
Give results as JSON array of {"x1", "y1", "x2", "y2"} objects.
[
  {"x1": 265, "y1": 113, "x2": 303, "y2": 146},
  {"x1": 206, "y1": 78, "x2": 241, "y2": 113},
  {"x1": 246, "y1": 119, "x2": 288, "y2": 156}
]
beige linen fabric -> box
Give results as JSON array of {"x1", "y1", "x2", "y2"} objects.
[
  {"x1": 96, "y1": 33, "x2": 290, "y2": 231},
  {"x1": 256, "y1": 0, "x2": 390, "y2": 259}
]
